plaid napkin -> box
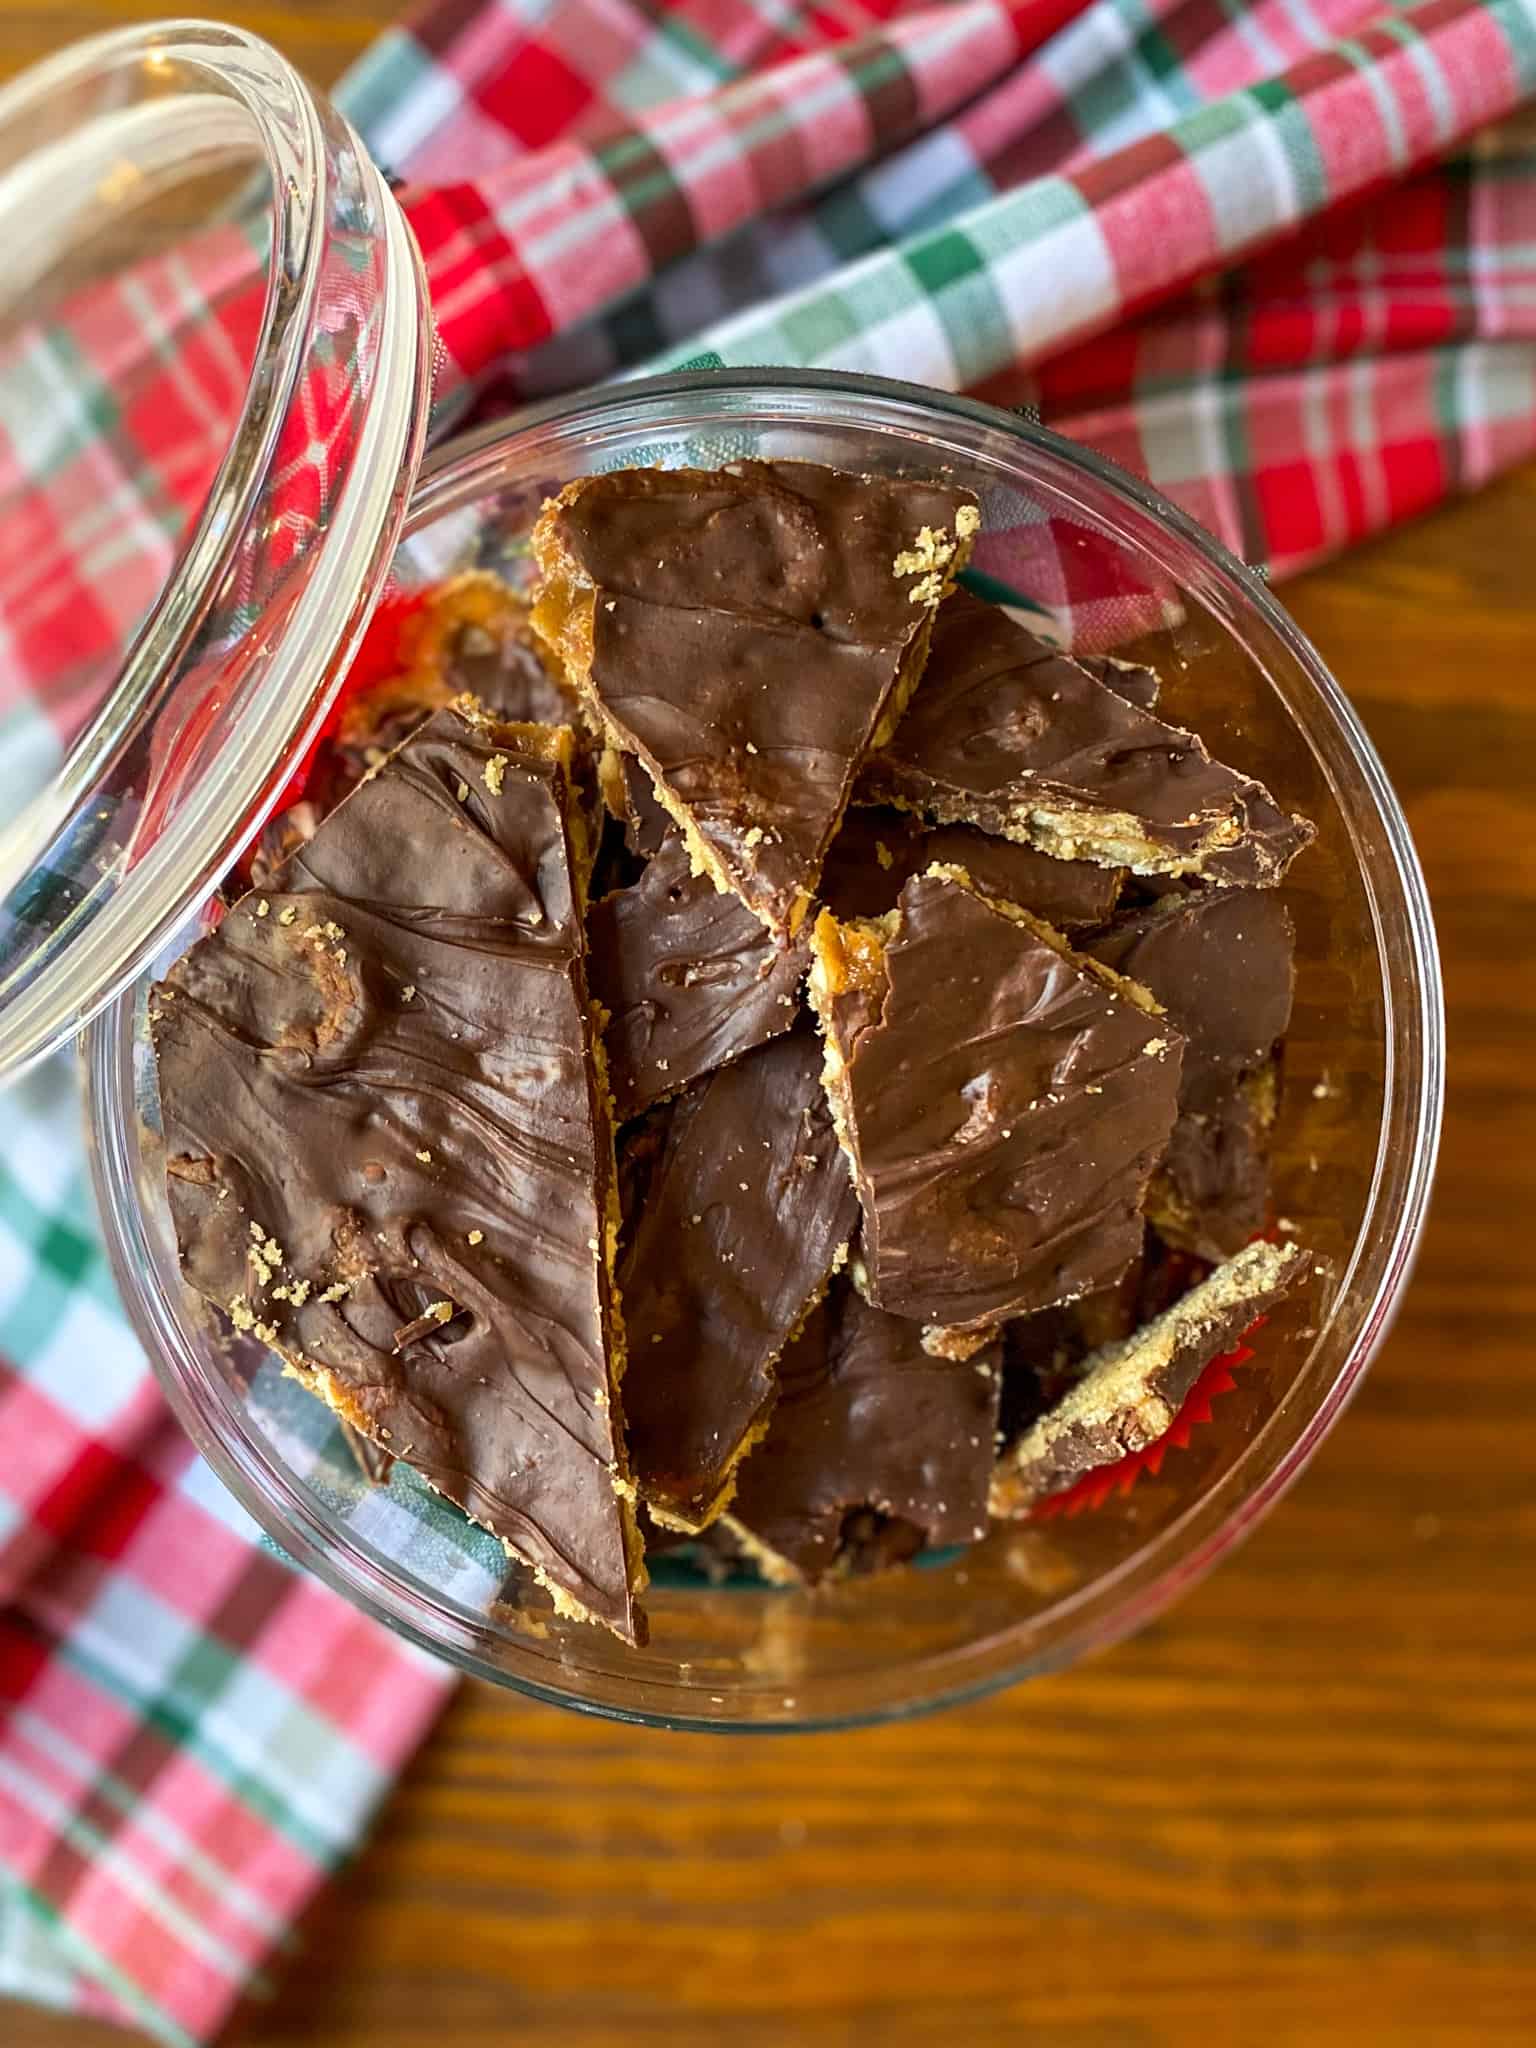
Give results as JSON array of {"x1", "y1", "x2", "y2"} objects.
[{"x1": 3, "y1": 0, "x2": 1534, "y2": 2041}]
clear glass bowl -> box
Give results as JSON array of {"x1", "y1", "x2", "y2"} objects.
[{"x1": 85, "y1": 372, "x2": 1443, "y2": 1731}]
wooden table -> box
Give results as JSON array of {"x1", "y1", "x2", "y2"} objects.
[{"x1": 5, "y1": 6, "x2": 1535, "y2": 2044}]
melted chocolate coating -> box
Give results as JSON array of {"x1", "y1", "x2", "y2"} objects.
[
  {"x1": 727, "y1": 1282, "x2": 1002, "y2": 1582},
  {"x1": 152, "y1": 709, "x2": 641, "y2": 1641},
  {"x1": 1085, "y1": 889, "x2": 1294, "y2": 1096},
  {"x1": 814, "y1": 873, "x2": 1183, "y2": 1329},
  {"x1": 819, "y1": 807, "x2": 1122, "y2": 929},
  {"x1": 618, "y1": 1026, "x2": 859, "y2": 1526},
  {"x1": 587, "y1": 828, "x2": 807, "y2": 1118},
  {"x1": 861, "y1": 590, "x2": 1313, "y2": 885},
  {"x1": 535, "y1": 461, "x2": 977, "y2": 932}
]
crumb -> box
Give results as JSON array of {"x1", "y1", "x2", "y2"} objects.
[
  {"x1": 456, "y1": 779, "x2": 469, "y2": 802},
  {"x1": 743, "y1": 826, "x2": 765, "y2": 848},
  {"x1": 402, "y1": 985, "x2": 416, "y2": 1002},
  {"x1": 484, "y1": 755, "x2": 508, "y2": 795},
  {"x1": 317, "y1": 1280, "x2": 351, "y2": 1304},
  {"x1": 278, "y1": 906, "x2": 297, "y2": 926},
  {"x1": 875, "y1": 840, "x2": 894, "y2": 869},
  {"x1": 255, "y1": 899, "x2": 269, "y2": 918},
  {"x1": 467, "y1": 1229, "x2": 484, "y2": 1246},
  {"x1": 416, "y1": 1148, "x2": 432, "y2": 1164}
]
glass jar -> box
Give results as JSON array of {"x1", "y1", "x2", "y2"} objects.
[
  {"x1": 0, "y1": 21, "x2": 431, "y2": 1078},
  {"x1": 82, "y1": 373, "x2": 1443, "y2": 1731}
]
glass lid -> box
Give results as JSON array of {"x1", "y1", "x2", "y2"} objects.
[{"x1": 0, "y1": 20, "x2": 434, "y2": 1080}]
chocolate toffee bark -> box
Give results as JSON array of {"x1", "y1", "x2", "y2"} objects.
[
  {"x1": 1086, "y1": 888, "x2": 1295, "y2": 1255},
  {"x1": 152, "y1": 707, "x2": 645, "y2": 1641},
  {"x1": 724, "y1": 1283, "x2": 1003, "y2": 1584},
  {"x1": 809, "y1": 868, "x2": 1183, "y2": 1333},
  {"x1": 990, "y1": 1238, "x2": 1310, "y2": 1513},
  {"x1": 861, "y1": 590, "x2": 1313, "y2": 885},
  {"x1": 819, "y1": 806, "x2": 1122, "y2": 929},
  {"x1": 532, "y1": 461, "x2": 979, "y2": 936},
  {"x1": 587, "y1": 826, "x2": 808, "y2": 1119},
  {"x1": 618, "y1": 1025, "x2": 860, "y2": 1529}
]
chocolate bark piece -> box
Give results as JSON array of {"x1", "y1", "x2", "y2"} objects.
[
  {"x1": 617, "y1": 1026, "x2": 860, "y2": 1529},
  {"x1": 809, "y1": 869, "x2": 1183, "y2": 1331},
  {"x1": 819, "y1": 807, "x2": 1122, "y2": 930},
  {"x1": 1084, "y1": 888, "x2": 1294, "y2": 1096},
  {"x1": 532, "y1": 461, "x2": 979, "y2": 935},
  {"x1": 990, "y1": 1238, "x2": 1310, "y2": 1513},
  {"x1": 997, "y1": 1231, "x2": 1214, "y2": 1443},
  {"x1": 724, "y1": 1284, "x2": 1003, "y2": 1584},
  {"x1": 861, "y1": 590, "x2": 1313, "y2": 885},
  {"x1": 1151, "y1": 1063, "x2": 1278, "y2": 1260},
  {"x1": 587, "y1": 827, "x2": 808, "y2": 1119},
  {"x1": 152, "y1": 708, "x2": 644, "y2": 1642}
]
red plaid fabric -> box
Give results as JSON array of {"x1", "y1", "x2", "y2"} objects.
[{"x1": 4, "y1": 1, "x2": 1534, "y2": 2041}]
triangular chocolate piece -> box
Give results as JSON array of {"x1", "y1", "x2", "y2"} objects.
[
  {"x1": 861, "y1": 591, "x2": 1313, "y2": 885},
  {"x1": 990, "y1": 1239, "x2": 1311, "y2": 1513},
  {"x1": 533, "y1": 461, "x2": 978, "y2": 934},
  {"x1": 152, "y1": 708, "x2": 644, "y2": 1641},
  {"x1": 617, "y1": 1025, "x2": 859, "y2": 1529},
  {"x1": 809, "y1": 869, "x2": 1183, "y2": 1331}
]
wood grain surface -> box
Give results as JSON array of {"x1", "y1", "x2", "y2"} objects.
[{"x1": 5, "y1": 8, "x2": 1535, "y2": 2046}]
